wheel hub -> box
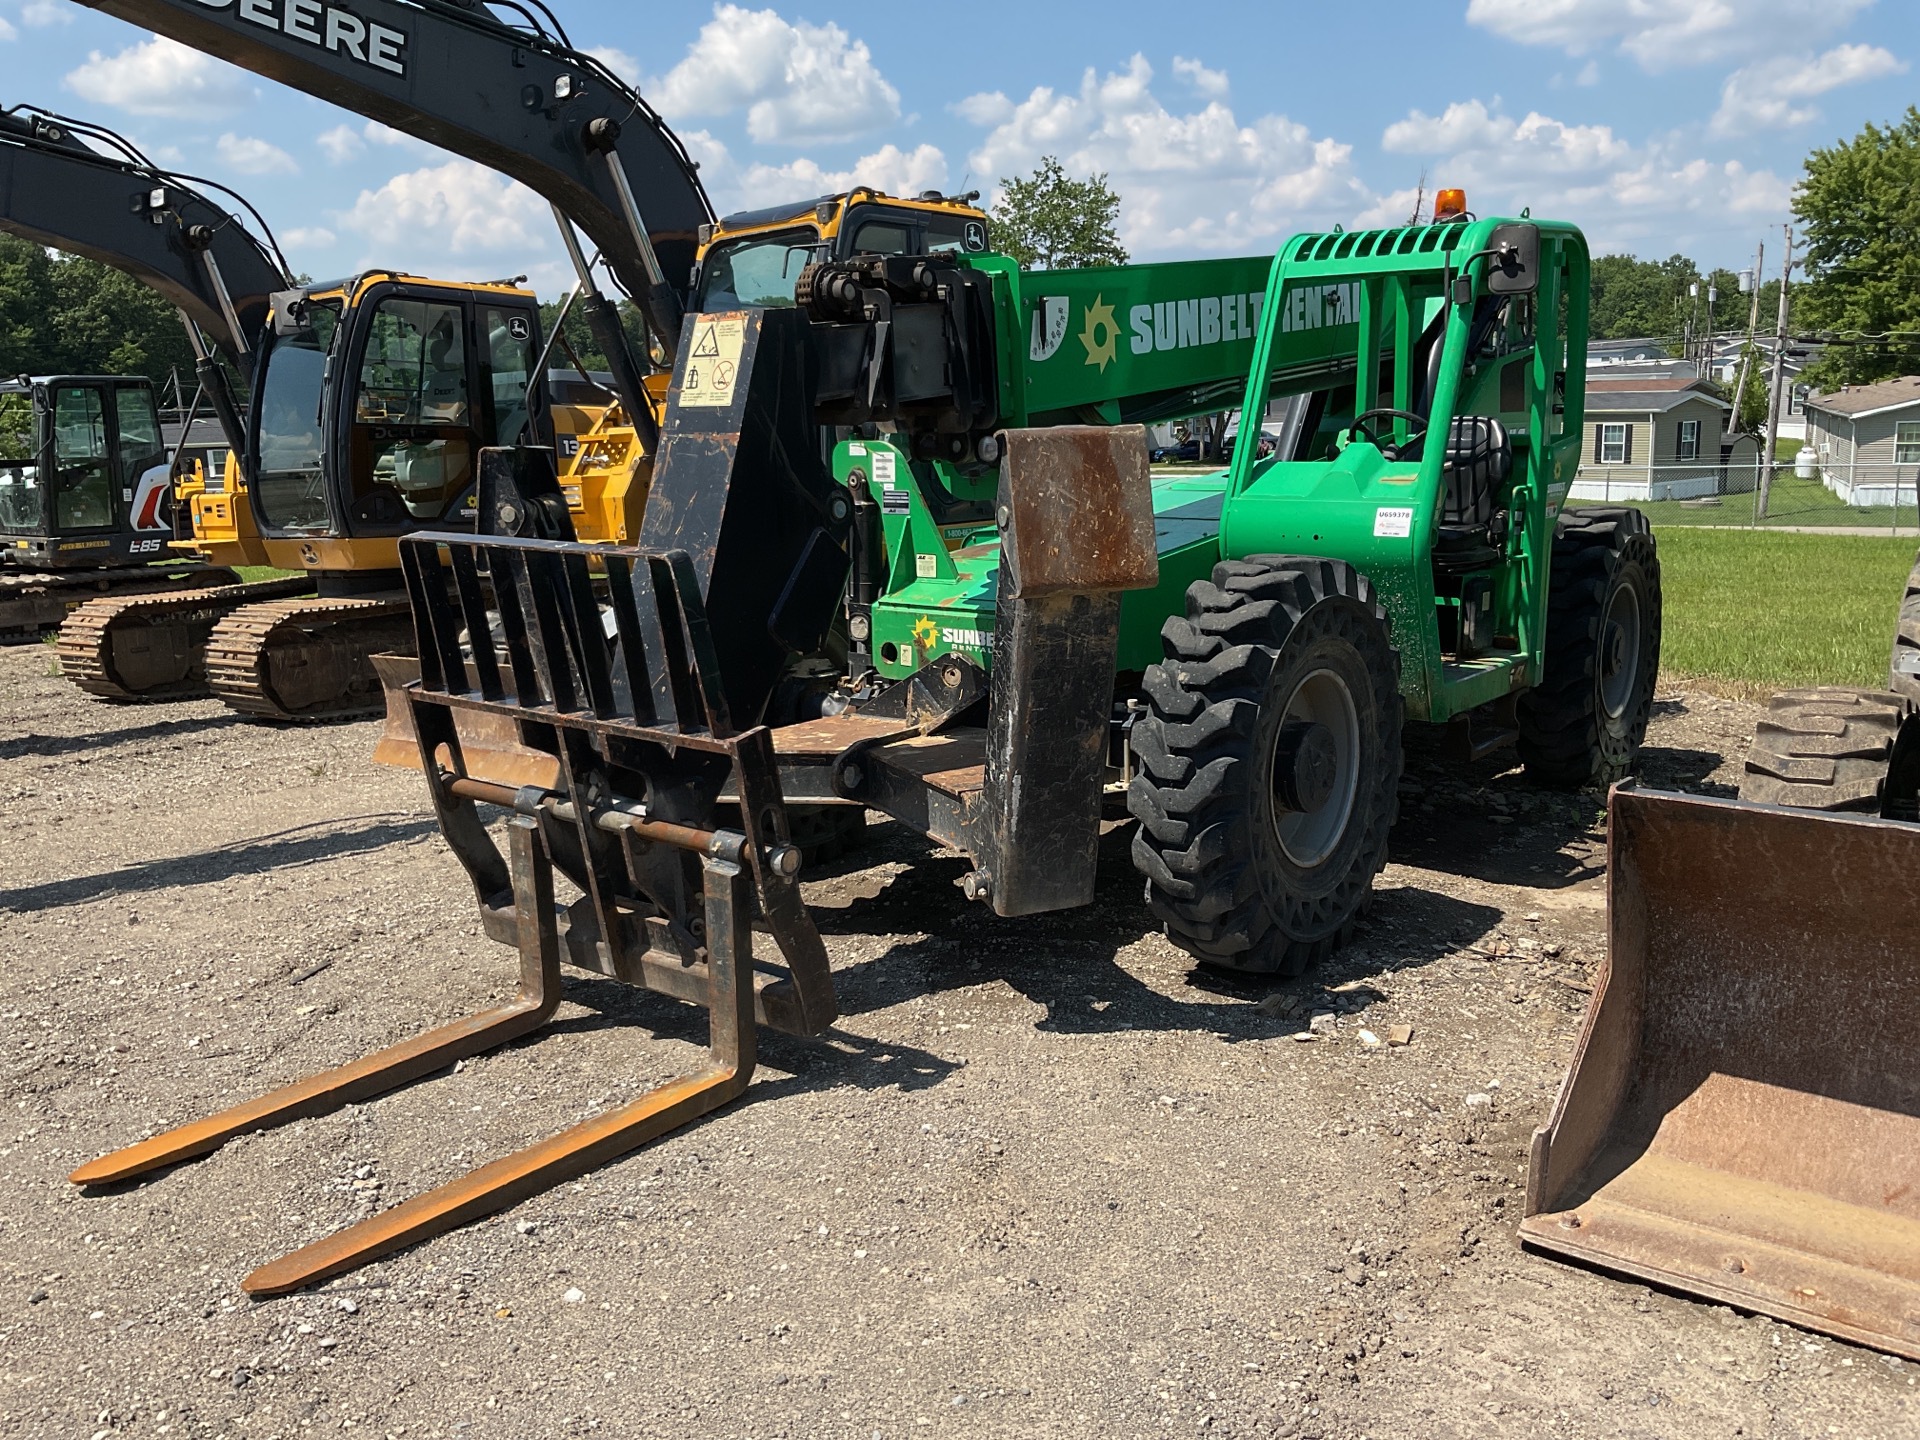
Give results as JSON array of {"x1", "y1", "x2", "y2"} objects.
[
  {"x1": 1599, "y1": 578, "x2": 1644, "y2": 720},
  {"x1": 1267, "y1": 666, "x2": 1363, "y2": 870},
  {"x1": 1274, "y1": 720, "x2": 1339, "y2": 813}
]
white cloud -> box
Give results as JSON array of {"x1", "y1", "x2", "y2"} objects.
[
  {"x1": 20, "y1": 0, "x2": 71, "y2": 24},
  {"x1": 0, "y1": 16, "x2": 15, "y2": 41},
  {"x1": 1575, "y1": 59, "x2": 1600, "y2": 86},
  {"x1": 64, "y1": 36, "x2": 254, "y2": 118},
  {"x1": 648, "y1": 4, "x2": 901, "y2": 144},
  {"x1": 281, "y1": 225, "x2": 336, "y2": 251},
  {"x1": 1376, "y1": 97, "x2": 1793, "y2": 253},
  {"x1": 747, "y1": 143, "x2": 948, "y2": 205},
  {"x1": 682, "y1": 132, "x2": 947, "y2": 214},
  {"x1": 334, "y1": 160, "x2": 569, "y2": 291},
  {"x1": 215, "y1": 132, "x2": 298, "y2": 176},
  {"x1": 586, "y1": 45, "x2": 639, "y2": 84},
  {"x1": 317, "y1": 124, "x2": 363, "y2": 164},
  {"x1": 961, "y1": 54, "x2": 1369, "y2": 257},
  {"x1": 1466, "y1": 0, "x2": 1875, "y2": 71},
  {"x1": 62, "y1": 35, "x2": 255, "y2": 118},
  {"x1": 1171, "y1": 56, "x2": 1229, "y2": 98},
  {"x1": 1711, "y1": 44, "x2": 1907, "y2": 136},
  {"x1": 340, "y1": 160, "x2": 549, "y2": 257},
  {"x1": 317, "y1": 118, "x2": 437, "y2": 166}
]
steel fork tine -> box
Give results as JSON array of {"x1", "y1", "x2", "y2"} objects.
[
  {"x1": 242, "y1": 854, "x2": 757, "y2": 1297},
  {"x1": 69, "y1": 818, "x2": 563, "y2": 1188}
]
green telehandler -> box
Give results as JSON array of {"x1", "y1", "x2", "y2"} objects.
[{"x1": 76, "y1": 194, "x2": 1664, "y2": 1292}]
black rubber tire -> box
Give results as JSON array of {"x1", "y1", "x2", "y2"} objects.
[
  {"x1": 1739, "y1": 686, "x2": 1915, "y2": 812},
  {"x1": 1889, "y1": 554, "x2": 1920, "y2": 707},
  {"x1": 1128, "y1": 556, "x2": 1403, "y2": 977},
  {"x1": 1517, "y1": 507, "x2": 1662, "y2": 787}
]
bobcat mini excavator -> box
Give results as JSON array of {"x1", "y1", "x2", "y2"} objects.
[{"x1": 0, "y1": 104, "x2": 291, "y2": 642}]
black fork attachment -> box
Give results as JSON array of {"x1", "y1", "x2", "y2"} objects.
[{"x1": 72, "y1": 531, "x2": 835, "y2": 1295}]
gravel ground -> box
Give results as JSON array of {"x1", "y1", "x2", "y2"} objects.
[{"x1": 2, "y1": 639, "x2": 1915, "y2": 1440}]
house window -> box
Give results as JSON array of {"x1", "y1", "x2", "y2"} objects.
[
  {"x1": 1599, "y1": 422, "x2": 1629, "y2": 464},
  {"x1": 1790, "y1": 386, "x2": 1808, "y2": 416},
  {"x1": 1897, "y1": 422, "x2": 1920, "y2": 466},
  {"x1": 1678, "y1": 419, "x2": 1701, "y2": 461}
]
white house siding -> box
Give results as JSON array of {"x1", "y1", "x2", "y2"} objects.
[
  {"x1": 1808, "y1": 402, "x2": 1920, "y2": 508},
  {"x1": 1569, "y1": 396, "x2": 1729, "y2": 502}
]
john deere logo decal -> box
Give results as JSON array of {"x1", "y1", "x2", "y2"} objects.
[{"x1": 1080, "y1": 295, "x2": 1118, "y2": 371}]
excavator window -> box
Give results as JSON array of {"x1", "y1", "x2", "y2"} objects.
[
  {"x1": 51, "y1": 384, "x2": 113, "y2": 531},
  {"x1": 349, "y1": 296, "x2": 476, "y2": 526},
  {"x1": 849, "y1": 220, "x2": 913, "y2": 255},
  {"x1": 696, "y1": 228, "x2": 815, "y2": 310},
  {"x1": 0, "y1": 392, "x2": 37, "y2": 533},
  {"x1": 114, "y1": 386, "x2": 168, "y2": 527},
  {"x1": 253, "y1": 301, "x2": 339, "y2": 532},
  {"x1": 483, "y1": 307, "x2": 537, "y2": 447}
]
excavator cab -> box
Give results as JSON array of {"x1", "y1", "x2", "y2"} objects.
[
  {"x1": 691, "y1": 188, "x2": 990, "y2": 313},
  {"x1": 0, "y1": 375, "x2": 173, "y2": 570},
  {"x1": 246, "y1": 274, "x2": 548, "y2": 572}
]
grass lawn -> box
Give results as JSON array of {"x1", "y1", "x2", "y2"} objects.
[
  {"x1": 1655, "y1": 527, "x2": 1917, "y2": 695},
  {"x1": 235, "y1": 565, "x2": 305, "y2": 582}
]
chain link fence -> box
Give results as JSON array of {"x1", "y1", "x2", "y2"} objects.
[{"x1": 1571, "y1": 457, "x2": 1920, "y2": 532}]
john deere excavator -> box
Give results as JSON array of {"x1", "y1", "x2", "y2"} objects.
[
  {"x1": 53, "y1": 0, "x2": 713, "y2": 720},
  {"x1": 65, "y1": 0, "x2": 1661, "y2": 1287},
  {"x1": 0, "y1": 104, "x2": 290, "y2": 641}
]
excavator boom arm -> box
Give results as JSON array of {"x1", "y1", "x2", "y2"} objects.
[
  {"x1": 73, "y1": 0, "x2": 713, "y2": 349},
  {"x1": 0, "y1": 106, "x2": 288, "y2": 361}
]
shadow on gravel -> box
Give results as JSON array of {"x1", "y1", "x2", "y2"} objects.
[
  {"x1": 0, "y1": 713, "x2": 247, "y2": 762},
  {"x1": 0, "y1": 815, "x2": 436, "y2": 912},
  {"x1": 798, "y1": 821, "x2": 1503, "y2": 1049}
]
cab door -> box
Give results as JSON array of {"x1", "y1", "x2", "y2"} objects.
[
  {"x1": 108, "y1": 381, "x2": 172, "y2": 548},
  {"x1": 338, "y1": 285, "x2": 545, "y2": 535},
  {"x1": 46, "y1": 381, "x2": 116, "y2": 537}
]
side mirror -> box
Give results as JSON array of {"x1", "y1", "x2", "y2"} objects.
[
  {"x1": 1484, "y1": 222, "x2": 1540, "y2": 295},
  {"x1": 270, "y1": 289, "x2": 311, "y2": 338}
]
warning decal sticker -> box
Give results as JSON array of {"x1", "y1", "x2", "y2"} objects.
[{"x1": 680, "y1": 314, "x2": 746, "y2": 408}]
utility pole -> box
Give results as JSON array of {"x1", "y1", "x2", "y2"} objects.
[
  {"x1": 1758, "y1": 224, "x2": 1794, "y2": 519},
  {"x1": 1729, "y1": 239, "x2": 1765, "y2": 432}
]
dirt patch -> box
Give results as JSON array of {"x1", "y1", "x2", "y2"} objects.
[{"x1": 1, "y1": 645, "x2": 1912, "y2": 1439}]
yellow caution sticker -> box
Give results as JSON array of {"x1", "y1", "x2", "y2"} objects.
[{"x1": 680, "y1": 314, "x2": 747, "y2": 408}]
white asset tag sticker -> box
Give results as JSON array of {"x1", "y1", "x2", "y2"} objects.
[
  {"x1": 1373, "y1": 506, "x2": 1414, "y2": 539},
  {"x1": 915, "y1": 553, "x2": 937, "y2": 578},
  {"x1": 873, "y1": 449, "x2": 898, "y2": 488}
]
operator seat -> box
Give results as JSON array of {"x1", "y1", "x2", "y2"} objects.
[{"x1": 1433, "y1": 416, "x2": 1510, "y2": 571}]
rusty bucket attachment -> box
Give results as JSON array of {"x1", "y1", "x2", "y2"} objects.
[
  {"x1": 1523, "y1": 784, "x2": 1920, "y2": 1358},
  {"x1": 371, "y1": 651, "x2": 562, "y2": 790},
  {"x1": 75, "y1": 532, "x2": 835, "y2": 1295}
]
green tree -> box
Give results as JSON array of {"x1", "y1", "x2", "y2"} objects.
[
  {"x1": 1795, "y1": 107, "x2": 1920, "y2": 390},
  {"x1": 989, "y1": 156, "x2": 1128, "y2": 271},
  {"x1": 0, "y1": 235, "x2": 58, "y2": 378},
  {"x1": 536, "y1": 294, "x2": 650, "y2": 378},
  {"x1": 49, "y1": 258, "x2": 198, "y2": 383},
  {"x1": 0, "y1": 392, "x2": 31, "y2": 459},
  {"x1": 1730, "y1": 343, "x2": 1771, "y2": 432}
]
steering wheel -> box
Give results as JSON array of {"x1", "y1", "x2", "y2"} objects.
[{"x1": 1349, "y1": 408, "x2": 1429, "y2": 460}]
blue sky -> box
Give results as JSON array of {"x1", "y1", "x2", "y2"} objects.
[{"x1": 7, "y1": 0, "x2": 1915, "y2": 296}]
